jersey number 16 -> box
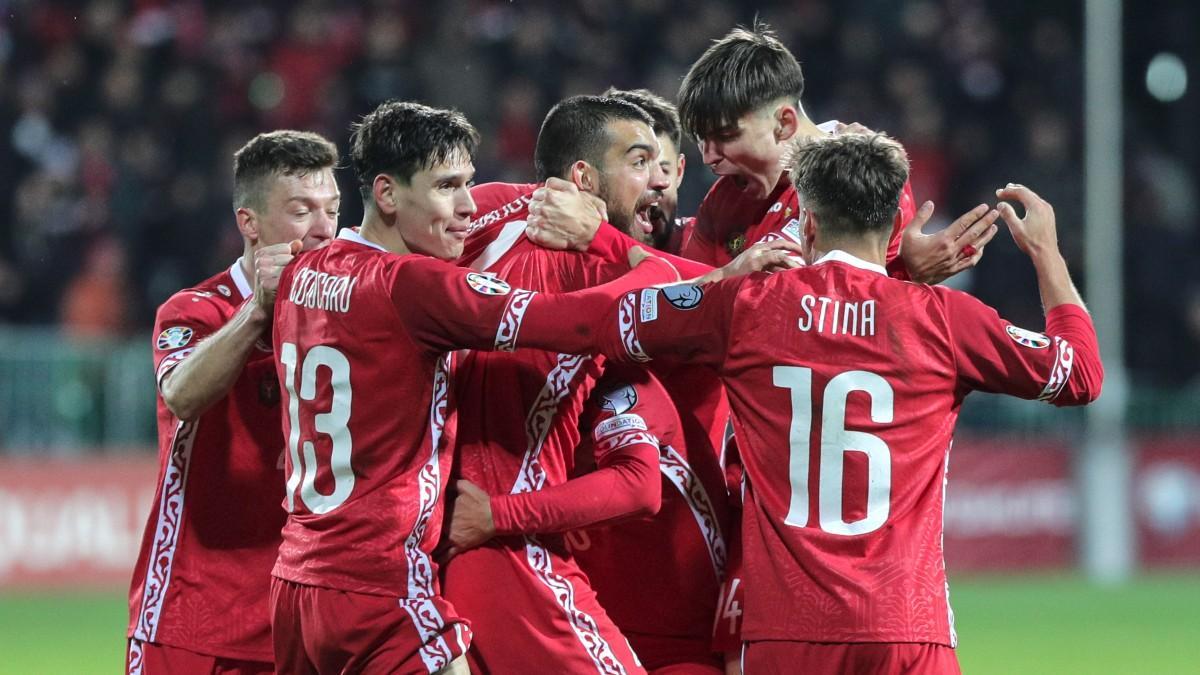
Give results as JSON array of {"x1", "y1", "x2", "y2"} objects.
[{"x1": 773, "y1": 366, "x2": 893, "y2": 536}]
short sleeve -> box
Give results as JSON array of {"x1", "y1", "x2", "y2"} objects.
[{"x1": 152, "y1": 290, "x2": 228, "y2": 388}]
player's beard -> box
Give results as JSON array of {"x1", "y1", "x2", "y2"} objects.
[
  {"x1": 599, "y1": 183, "x2": 659, "y2": 247},
  {"x1": 646, "y1": 200, "x2": 677, "y2": 251}
]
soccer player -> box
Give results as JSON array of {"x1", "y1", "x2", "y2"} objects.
[
  {"x1": 586, "y1": 133, "x2": 1103, "y2": 673},
  {"x1": 677, "y1": 22, "x2": 996, "y2": 282},
  {"x1": 440, "y1": 95, "x2": 725, "y2": 674},
  {"x1": 126, "y1": 131, "x2": 340, "y2": 674},
  {"x1": 267, "y1": 100, "x2": 679, "y2": 675}
]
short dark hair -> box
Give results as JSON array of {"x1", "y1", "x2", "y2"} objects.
[
  {"x1": 789, "y1": 133, "x2": 909, "y2": 236},
  {"x1": 677, "y1": 21, "x2": 805, "y2": 141},
  {"x1": 350, "y1": 100, "x2": 480, "y2": 201},
  {"x1": 534, "y1": 95, "x2": 654, "y2": 181},
  {"x1": 232, "y1": 130, "x2": 338, "y2": 211},
  {"x1": 603, "y1": 87, "x2": 682, "y2": 153}
]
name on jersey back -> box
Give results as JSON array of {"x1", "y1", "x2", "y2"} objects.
[
  {"x1": 798, "y1": 294, "x2": 876, "y2": 337},
  {"x1": 287, "y1": 267, "x2": 357, "y2": 313}
]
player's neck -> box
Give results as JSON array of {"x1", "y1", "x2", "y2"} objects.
[
  {"x1": 810, "y1": 239, "x2": 887, "y2": 268},
  {"x1": 359, "y1": 211, "x2": 412, "y2": 255},
  {"x1": 239, "y1": 244, "x2": 256, "y2": 280}
]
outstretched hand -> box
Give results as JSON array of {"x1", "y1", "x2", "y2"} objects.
[{"x1": 900, "y1": 201, "x2": 999, "y2": 284}]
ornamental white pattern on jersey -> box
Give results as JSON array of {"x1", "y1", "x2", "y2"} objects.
[
  {"x1": 405, "y1": 353, "x2": 453, "y2": 598},
  {"x1": 495, "y1": 289, "x2": 537, "y2": 352},
  {"x1": 524, "y1": 537, "x2": 627, "y2": 675},
  {"x1": 617, "y1": 292, "x2": 650, "y2": 363},
  {"x1": 399, "y1": 597, "x2": 460, "y2": 672},
  {"x1": 133, "y1": 419, "x2": 199, "y2": 642},
  {"x1": 1038, "y1": 336, "x2": 1075, "y2": 402},
  {"x1": 511, "y1": 353, "x2": 592, "y2": 494},
  {"x1": 659, "y1": 445, "x2": 728, "y2": 580}
]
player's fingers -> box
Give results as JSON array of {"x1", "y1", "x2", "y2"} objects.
[
  {"x1": 996, "y1": 201, "x2": 1024, "y2": 230},
  {"x1": 543, "y1": 177, "x2": 576, "y2": 193},
  {"x1": 757, "y1": 239, "x2": 805, "y2": 255},
  {"x1": 288, "y1": 239, "x2": 302, "y2": 255},
  {"x1": 902, "y1": 201, "x2": 935, "y2": 237},
  {"x1": 955, "y1": 208, "x2": 1000, "y2": 242},
  {"x1": 969, "y1": 223, "x2": 1000, "y2": 250},
  {"x1": 949, "y1": 204, "x2": 990, "y2": 239},
  {"x1": 994, "y1": 183, "x2": 1041, "y2": 210}
]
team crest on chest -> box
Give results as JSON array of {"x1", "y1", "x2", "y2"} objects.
[
  {"x1": 726, "y1": 233, "x2": 746, "y2": 257},
  {"x1": 258, "y1": 373, "x2": 280, "y2": 406},
  {"x1": 465, "y1": 272, "x2": 511, "y2": 296},
  {"x1": 1006, "y1": 325, "x2": 1051, "y2": 349},
  {"x1": 157, "y1": 326, "x2": 194, "y2": 350}
]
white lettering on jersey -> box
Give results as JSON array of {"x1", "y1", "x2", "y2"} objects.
[
  {"x1": 287, "y1": 267, "x2": 357, "y2": 313},
  {"x1": 797, "y1": 295, "x2": 875, "y2": 336}
]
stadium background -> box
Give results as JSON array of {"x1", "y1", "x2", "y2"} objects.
[{"x1": 0, "y1": 0, "x2": 1197, "y2": 673}]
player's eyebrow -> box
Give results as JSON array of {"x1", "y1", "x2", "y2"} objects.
[{"x1": 625, "y1": 143, "x2": 655, "y2": 156}]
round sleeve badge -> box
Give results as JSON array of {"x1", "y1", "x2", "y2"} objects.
[
  {"x1": 1005, "y1": 324, "x2": 1051, "y2": 349},
  {"x1": 661, "y1": 284, "x2": 704, "y2": 310},
  {"x1": 157, "y1": 326, "x2": 195, "y2": 350},
  {"x1": 465, "y1": 272, "x2": 512, "y2": 296}
]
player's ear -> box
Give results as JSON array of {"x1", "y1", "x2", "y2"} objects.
[
  {"x1": 775, "y1": 104, "x2": 799, "y2": 143},
  {"x1": 372, "y1": 174, "x2": 398, "y2": 215},
  {"x1": 802, "y1": 209, "x2": 818, "y2": 247},
  {"x1": 570, "y1": 161, "x2": 598, "y2": 194},
  {"x1": 235, "y1": 206, "x2": 259, "y2": 242}
]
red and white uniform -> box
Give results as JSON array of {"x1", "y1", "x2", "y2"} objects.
[
  {"x1": 684, "y1": 122, "x2": 915, "y2": 278},
  {"x1": 594, "y1": 251, "x2": 1103, "y2": 667},
  {"x1": 441, "y1": 182, "x2": 654, "y2": 674},
  {"x1": 569, "y1": 366, "x2": 731, "y2": 674},
  {"x1": 270, "y1": 227, "x2": 675, "y2": 673},
  {"x1": 127, "y1": 261, "x2": 285, "y2": 672}
]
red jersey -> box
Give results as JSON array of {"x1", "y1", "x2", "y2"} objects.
[
  {"x1": 128, "y1": 261, "x2": 286, "y2": 662},
  {"x1": 568, "y1": 365, "x2": 730, "y2": 670},
  {"x1": 271, "y1": 228, "x2": 674, "y2": 598},
  {"x1": 595, "y1": 250, "x2": 1103, "y2": 645},
  {"x1": 685, "y1": 123, "x2": 915, "y2": 278},
  {"x1": 452, "y1": 182, "x2": 630, "y2": 502}
]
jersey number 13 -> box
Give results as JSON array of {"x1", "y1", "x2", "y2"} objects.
[{"x1": 281, "y1": 342, "x2": 355, "y2": 514}]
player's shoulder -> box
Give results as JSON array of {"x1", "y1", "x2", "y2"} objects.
[
  {"x1": 156, "y1": 266, "x2": 243, "y2": 323},
  {"x1": 470, "y1": 182, "x2": 538, "y2": 230},
  {"x1": 592, "y1": 365, "x2": 679, "y2": 438}
]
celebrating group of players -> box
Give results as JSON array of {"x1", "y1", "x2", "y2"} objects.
[{"x1": 125, "y1": 23, "x2": 1103, "y2": 675}]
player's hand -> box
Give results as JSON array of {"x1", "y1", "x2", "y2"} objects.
[
  {"x1": 995, "y1": 183, "x2": 1058, "y2": 259},
  {"x1": 252, "y1": 239, "x2": 302, "y2": 319},
  {"x1": 525, "y1": 177, "x2": 608, "y2": 251},
  {"x1": 443, "y1": 479, "x2": 496, "y2": 560},
  {"x1": 900, "y1": 201, "x2": 999, "y2": 284},
  {"x1": 700, "y1": 239, "x2": 804, "y2": 284},
  {"x1": 834, "y1": 121, "x2": 874, "y2": 136}
]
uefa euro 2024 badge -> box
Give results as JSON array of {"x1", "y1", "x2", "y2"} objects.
[
  {"x1": 1005, "y1": 324, "x2": 1051, "y2": 349},
  {"x1": 157, "y1": 326, "x2": 194, "y2": 350},
  {"x1": 465, "y1": 272, "x2": 512, "y2": 296}
]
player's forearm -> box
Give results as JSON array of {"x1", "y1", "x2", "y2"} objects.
[
  {"x1": 160, "y1": 301, "x2": 267, "y2": 420},
  {"x1": 1031, "y1": 249, "x2": 1086, "y2": 313},
  {"x1": 490, "y1": 443, "x2": 660, "y2": 534},
  {"x1": 516, "y1": 256, "x2": 679, "y2": 354},
  {"x1": 590, "y1": 225, "x2": 714, "y2": 277}
]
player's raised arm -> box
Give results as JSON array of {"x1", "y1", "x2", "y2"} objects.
[{"x1": 947, "y1": 184, "x2": 1103, "y2": 405}]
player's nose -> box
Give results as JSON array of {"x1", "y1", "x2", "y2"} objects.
[
  {"x1": 699, "y1": 139, "x2": 721, "y2": 166},
  {"x1": 649, "y1": 163, "x2": 670, "y2": 191},
  {"x1": 456, "y1": 187, "x2": 477, "y2": 219}
]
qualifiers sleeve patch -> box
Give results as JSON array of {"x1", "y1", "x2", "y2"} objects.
[
  {"x1": 1006, "y1": 324, "x2": 1051, "y2": 349},
  {"x1": 465, "y1": 272, "x2": 511, "y2": 296},
  {"x1": 661, "y1": 284, "x2": 704, "y2": 310},
  {"x1": 595, "y1": 382, "x2": 638, "y2": 414},
  {"x1": 157, "y1": 326, "x2": 194, "y2": 350}
]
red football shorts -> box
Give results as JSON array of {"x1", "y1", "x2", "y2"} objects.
[
  {"x1": 441, "y1": 535, "x2": 645, "y2": 674},
  {"x1": 742, "y1": 641, "x2": 961, "y2": 675},
  {"x1": 126, "y1": 639, "x2": 273, "y2": 675},
  {"x1": 269, "y1": 577, "x2": 471, "y2": 674}
]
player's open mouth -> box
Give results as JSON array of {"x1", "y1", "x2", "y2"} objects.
[{"x1": 634, "y1": 200, "x2": 658, "y2": 235}]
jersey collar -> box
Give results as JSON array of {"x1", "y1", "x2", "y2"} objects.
[
  {"x1": 337, "y1": 227, "x2": 388, "y2": 252},
  {"x1": 814, "y1": 249, "x2": 887, "y2": 276},
  {"x1": 229, "y1": 258, "x2": 254, "y2": 299}
]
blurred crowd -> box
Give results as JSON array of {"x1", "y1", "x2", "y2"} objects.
[{"x1": 0, "y1": 0, "x2": 1197, "y2": 385}]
